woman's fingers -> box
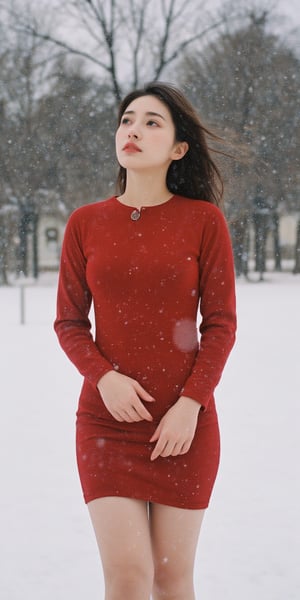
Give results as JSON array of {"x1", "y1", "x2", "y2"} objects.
[
  {"x1": 133, "y1": 380, "x2": 156, "y2": 403},
  {"x1": 114, "y1": 397, "x2": 153, "y2": 423},
  {"x1": 97, "y1": 371, "x2": 155, "y2": 422},
  {"x1": 151, "y1": 438, "x2": 191, "y2": 460},
  {"x1": 150, "y1": 423, "x2": 193, "y2": 460},
  {"x1": 133, "y1": 400, "x2": 153, "y2": 421},
  {"x1": 150, "y1": 439, "x2": 167, "y2": 461},
  {"x1": 123, "y1": 403, "x2": 151, "y2": 422},
  {"x1": 149, "y1": 398, "x2": 199, "y2": 460},
  {"x1": 179, "y1": 440, "x2": 192, "y2": 454}
]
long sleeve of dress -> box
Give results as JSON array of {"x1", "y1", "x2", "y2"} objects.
[
  {"x1": 181, "y1": 206, "x2": 236, "y2": 410},
  {"x1": 54, "y1": 209, "x2": 113, "y2": 388}
]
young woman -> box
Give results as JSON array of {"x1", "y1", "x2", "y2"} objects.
[{"x1": 54, "y1": 82, "x2": 236, "y2": 600}]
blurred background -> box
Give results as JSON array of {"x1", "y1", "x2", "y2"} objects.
[{"x1": 0, "y1": 0, "x2": 299, "y2": 283}]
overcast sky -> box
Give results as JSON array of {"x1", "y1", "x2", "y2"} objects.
[
  {"x1": 262, "y1": 0, "x2": 300, "y2": 24},
  {"x1": 21, "y1": 0, "x2": 300, "y2": 26},
  {"x1": 210, "y1": 0, "x2": 300, "y2": 31}
]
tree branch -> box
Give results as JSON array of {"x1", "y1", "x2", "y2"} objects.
[
  {"x1": 154, "y1": 16, "x2": 226, "y2": 80},
  {"x1": 13, "y1": 23, "x2": 111, "y2": 71},
  {"x1": 66, "y1": 0, "x2": 122, "y2": 101},
  {"x1": 126, "y1": 0, "x2": 149, "y2": 88}
]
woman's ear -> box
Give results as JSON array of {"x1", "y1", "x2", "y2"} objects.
[{"x1": 172, "y1": 141, "x2": 189, "y2": 161}]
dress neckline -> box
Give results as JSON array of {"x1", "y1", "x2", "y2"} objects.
[{"x1": 113, "y1": 194, "x2": 175, "y2": 211}]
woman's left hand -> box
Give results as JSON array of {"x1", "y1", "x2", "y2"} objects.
[{"x1": 149, "y1": 396, "x2": 201, "y2": 461}]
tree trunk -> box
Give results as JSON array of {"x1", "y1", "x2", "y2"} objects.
[
  {"x1": 230, "y1": 219, "x2": 249, "y2": 277},
  {"x1": 32, "y1": 213, "x2": 39, "y2": 279},
  {"x1": 273, "y1": 212, "x2": 282, "y2": 271},
  {"x1": 18, "y1": 211, "x2": 28, "y2": 277},
  {"x1": 293, "y1": 217, "x2": 300, "y2": 274},
  {"x1": 18, "y1": 205, "x2": 39, "y2": 278},
  {"x1": 0, "y1": 223, "x2": 9, "y2": 285},
  {"x1": 253, "y1": 212, "x2": 269, "y2": 278}
]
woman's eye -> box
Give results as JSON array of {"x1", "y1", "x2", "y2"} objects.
[
  {"x1": 121, "y1": 117, "x2": 131, "y2": 125},
  {"x1": 147, "y1": 120, "x2": 158, "y2": 127}
]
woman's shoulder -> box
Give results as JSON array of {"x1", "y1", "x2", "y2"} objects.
[
  {"x1": 69, "y1": 196, "x2": 115, "y2": 220},
  {"x1": 174, "y1": 195, "x2": 225, "y2": 220},
  {"x1": 173, "y1": 196, "x2": 231, "y2": 243}
]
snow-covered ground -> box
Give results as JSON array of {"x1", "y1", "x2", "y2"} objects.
[{"x1": 1, "y1": 271, "x2": 299, "y2": 600}]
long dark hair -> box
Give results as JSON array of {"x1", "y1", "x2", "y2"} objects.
[{"x1": 116, "y1": 82, "x2": 224, "y2": 207}]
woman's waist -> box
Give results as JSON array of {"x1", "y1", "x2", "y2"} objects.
[
  {"x1": 95, "y1": 340, "x2": 198, "y2": 379},
  {"x1": 77, "y1": 393, "x2": 217, "y2": 441},
  {"x1": 78, "y1": 376, "x2": 184, "y2": 422},
  {"x1": 77, "y1": 374, "x2": 217, "y2": 426}
]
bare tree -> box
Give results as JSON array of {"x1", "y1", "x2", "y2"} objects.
[
  {"x1": 178, "y1": 6, "x2": 300, "y2": 275},
  {"x1": 6, "y1": 0, "x2": 228, "y2": 103},
  {"x1": 35, "y1": 57, "x2": 117, "y2": 212},
  {"x1": 0, "y1": 47, "x2": 117, "y2": 280},
  {"x1": 0, "y1": 26, "x2": 54, "y2": 278}
]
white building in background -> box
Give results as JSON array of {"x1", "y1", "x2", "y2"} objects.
[
  {"x1": 279, "y1": 214, "x2": 298, "y2": 257},
  {"x1": 38, "y1": 213, "x2": 66, "y2": 271}
]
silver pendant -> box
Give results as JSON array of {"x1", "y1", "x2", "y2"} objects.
[{"x1": 131, "y1": 209, "x2": 141, "y2": 221}]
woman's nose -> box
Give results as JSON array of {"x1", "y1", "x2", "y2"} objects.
[{"x1": 128, "y1": 128, "x2": 140, "y2": 139}]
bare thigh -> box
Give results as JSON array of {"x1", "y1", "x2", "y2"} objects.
[
  {"x1": 150, "y1": 503, "x2": 205, "y2": 600},
  {"x1": 88, "y1": 497, "x2": 153, "y2": 599}
]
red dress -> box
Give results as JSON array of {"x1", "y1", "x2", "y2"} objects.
[{"x1": 54, "y1": 195, "x2": 236, "y2": 509}]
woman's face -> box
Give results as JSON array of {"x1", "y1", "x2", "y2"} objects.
[{"x1": 115, "y1": 95, "x2": 187, "y2": 173}]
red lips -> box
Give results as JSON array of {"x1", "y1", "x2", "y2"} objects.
[{"x1": 123, "y1": 142, "x2": 142, "y2": 152}]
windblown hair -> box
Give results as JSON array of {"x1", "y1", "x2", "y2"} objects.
[{"x1": 116, "y1": 81, "x2": 224, "y2": 207}]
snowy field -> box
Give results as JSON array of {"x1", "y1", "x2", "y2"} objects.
[{"x1": 1, "y1": 271, "x2": 299, "y2": 600}]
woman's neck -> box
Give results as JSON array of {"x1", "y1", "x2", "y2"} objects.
[{"x1": 118, "y1": 171, "x2": 172, "y2": 209}]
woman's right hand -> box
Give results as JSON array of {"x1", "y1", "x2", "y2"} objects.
[{"x1": 97, "y1": 370, "x2": 155, "y2": 422}]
